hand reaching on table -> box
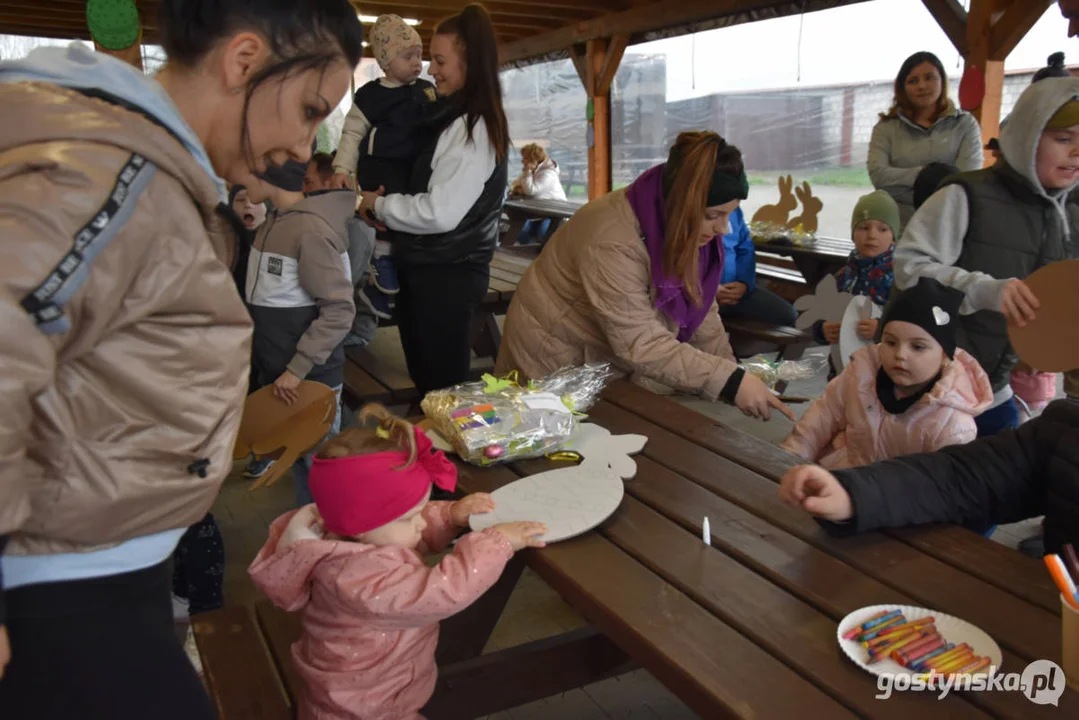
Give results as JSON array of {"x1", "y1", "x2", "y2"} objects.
[
  {"x1": 733, "y1": 373, "x2": 797, "y2": 422},
  {"x1": 451, "y1": 493, "x2": 496, "y2": 528},
  {"x1": 779, "y1": 466, "x2": 853, "y2": 523}
]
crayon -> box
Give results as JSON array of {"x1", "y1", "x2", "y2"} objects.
[
  {"x1": 951, "y1": 657, "x2": 992, "y2": 677},
  {"x1": 857, "y1": 616, "x2": 907, "y2": 642},
  {"x1": 842, "y1": 610, "x2": 892, "y2": 639},
  {"x1": 865, "y1": 624, "x2": 929, "y2": 648},
  {"x1": 927, "y1": 647, "x2": 974, "y2": 669},
  {"x1": 865, "y1": 618, "x2": 934, "y2": 643},
  {"x1": 868, "y1": 631, "x2": 928, "y2": 663},
  {"x1": 859, "y1": 609, "x2": 902, "y2": 631},
  {"x1": 909, "y1": 643, "x2": 956, "y2": 671},
  {"x1": 933, "y1": 652, "x2": 977, "y2": 674},
  {"x1": 1044, "y1": 555, "x2": 1079, "y2": 610},
  {"x1": 894, "y1": 635, "x2": 944, "y2": 664}
]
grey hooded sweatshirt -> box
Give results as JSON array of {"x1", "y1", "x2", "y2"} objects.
[
  {"x1": 868, "y1": 101, "x2": 984, "y2": 229},
  {"x1": 894, "y1": 78, "x2": 1079, "y2": 404}
]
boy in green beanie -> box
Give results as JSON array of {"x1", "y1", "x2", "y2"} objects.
[{"x1": 814, "y1": 190, "x2": 899, "y2": 349}]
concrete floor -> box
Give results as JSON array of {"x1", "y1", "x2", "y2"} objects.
[{"x1": 205, "y1": 344, "x2": 1050, "y2": 718}]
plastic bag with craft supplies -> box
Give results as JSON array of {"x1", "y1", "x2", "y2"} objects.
[
  {"x1": 421, "y1": 363, "x2": 614, "y2": 466},
  {"x1": 740, "y1": 354, "x2": 828, "y2": 389}
]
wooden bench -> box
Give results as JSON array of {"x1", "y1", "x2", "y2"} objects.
[
  {"x1": 194, "y1": 597, "x2": 631, "y2": 719},
  {"x1": 754, "y1": 235, "x2": 854, "y2": 287}
]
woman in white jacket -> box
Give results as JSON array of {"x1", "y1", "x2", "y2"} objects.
[{"x1": 511, "y1": 143, "x2": 567, "y2": 244}]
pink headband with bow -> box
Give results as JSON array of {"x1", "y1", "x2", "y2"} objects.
[{"x1": 308, "y1": 427, "x2": 457, "y2": 536}]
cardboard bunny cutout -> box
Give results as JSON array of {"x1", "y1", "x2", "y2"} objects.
[
  {"x1": 788, "y1": 182, "x2": 823, "y2": 233},
  {"x1": 469, "y1": 424, "x2": 647, "y2": 543},
  {"x1": 752, "y1": 175, "x2": 796, "y2": 225},
  {"x1": 234, "y1": 381, "x2": 338, "y2": 490}
]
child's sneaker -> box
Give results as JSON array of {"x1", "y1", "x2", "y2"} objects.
[{"x1": 243, "y1": 457, "x2": 276, "y2": 479}]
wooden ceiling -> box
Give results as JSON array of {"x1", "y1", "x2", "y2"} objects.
[{"x1": 0, "y1": 0, "x2": 871, "y2": 65}]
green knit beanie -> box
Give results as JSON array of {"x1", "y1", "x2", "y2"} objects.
[
  {"x1": 86, "y1": 0, "x2": 141, "y2": 51},
  {"x1": 851, "y1": 190, "x2": 900, "y2": 240}
]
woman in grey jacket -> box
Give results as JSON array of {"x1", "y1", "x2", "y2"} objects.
[{"x1": 868, "y1": 51, "x2": 983, "y2": 228}]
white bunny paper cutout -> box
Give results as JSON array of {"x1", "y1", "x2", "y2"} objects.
[
  {"x1": 563, "y1": 423, "x2": 647, "y2": 480},
  {"x1": 469, "y1": 424, "x2": 648, "y2": 543}
]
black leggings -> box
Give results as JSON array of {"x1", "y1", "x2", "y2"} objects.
[
  {"x1": 172, "y1": 513, "x2": 226, "y2": 615},
  {"x1": 396, "y1": 262, "x2": 489, "y2": 396},
  {"x1": 0, "y1": 559, "x2": 216, "y2": 720}
]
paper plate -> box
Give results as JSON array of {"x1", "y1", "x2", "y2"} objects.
[
  {"x1": 1009, "y1": 259, "x2": 1079, "y2": 372},
  {"x1": 469, "y1": 465, "x2": 624, "y2": 543},
  {"x1": 836, "y1": 605, "x2": 1003, "y2": 678},
  {"x1": 837, "y1": 295, "x2": 882, "y2": 369}
]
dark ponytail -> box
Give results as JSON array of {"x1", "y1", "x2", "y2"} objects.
[
  {"x1": 435, "y1": 4, "x2": 510, "y2": 162},
  {"x1": 1033, "y1": 52, "x2": 1070, "y2": 83}
]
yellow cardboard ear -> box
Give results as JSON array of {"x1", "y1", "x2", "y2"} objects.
[{"x1": 1009, "y1": 260, "x2": 1079, "y2": 372}]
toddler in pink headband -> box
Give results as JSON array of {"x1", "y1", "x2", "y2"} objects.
[{"x1": 249, "y1": 404, "x2": 546, "y2": 719}]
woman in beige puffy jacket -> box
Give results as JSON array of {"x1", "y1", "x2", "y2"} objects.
[
  {"x1": 0, "y1": 1, "x2": 362, "y2": 717},
  {"x1": 497, "y1": 131, "x2": 794, "y2": 421}
]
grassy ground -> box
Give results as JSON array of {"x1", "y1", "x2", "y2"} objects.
[{"x1": 749, "y1": 166, "x2": 872, "y2": 188}]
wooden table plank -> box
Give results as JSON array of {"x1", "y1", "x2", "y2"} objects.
[
  {"x1": 342, "y1": 359, "x2": 393, "y2": 407},
  {"x1": 192, "y1": 605, "x2": 292, "y2": 720},
  {"x1": 488, "y1": 266, "x2": 524, "y2": 286},
  {"x1": 454, "y1": 462, "x2": 859, "y2": 719},
  {"x1": 487, "y1": 276, "x2": 517, "y2": 299},
  {"x1": 603, "y1": 380, "x2": 1063, "y2": 614},
  {"x1": 617, "y1": 454, "x2": 1077, "y2": 719},
  {"x1": 587, "y1": 400, "x2": 1064, "y2": 665},
  {"x1": 345, "y1": 339, "x2": 418, "y2": 402},
  {"x1": 526, "y1": 532, "x2": 860, "y2": 720},
  {"x1": 608, "y1": 497, "x2": 991, "y2": 720},
  {"x1": 489, "y1": 255, "x2": 529, "y2": 276}
]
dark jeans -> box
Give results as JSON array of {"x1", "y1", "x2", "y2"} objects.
[
  {"x1": 172, "y1": 513, "x2": 225, "y2": 615},
  {"x1": 397, "y1": 262, "x2": 489, "y2": 396},
  {"x1": 0, "y1": 560, "x2": 216, "y2": 720},
  {"x1": 975, "y1": 397, "x2": 1020, "y2": 437},
  {"x1": 719, "y1": 286, "x2": 799, "y2": 326},
  {"x1": 517, "y1": 218, "x2": 552, "y2": 246}
]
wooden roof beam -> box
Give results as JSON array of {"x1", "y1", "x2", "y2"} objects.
[
  {"x1": 498, "y1": 0, "x2": 829, "y2": 64},
  {"x1": 353, "y1": 0, "x2": 600, "y2": 22},
  {"x1": 989, "y1": 0, "x2": 1052, "y2": 60},
  {"x1": 921, "y1": 0, "x2": 968, "y2": 56}
]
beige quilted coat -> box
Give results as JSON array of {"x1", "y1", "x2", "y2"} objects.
[{"x1": 495, "y1": 188, "x2": 738, "y2": 400}]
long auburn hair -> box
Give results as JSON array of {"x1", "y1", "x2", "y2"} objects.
[
  {"x1": 662, "y1": 131, "x2": 744, "y2": 307},
  {"x1": 880, "y1": 51, "x2": 949, "y2": 122},
  {"x1": 317, "y1": 404, "x2": 418, "y2": 468},
  {"x1": 435, "y1": 4, "x2": 510, "y2": 162}
]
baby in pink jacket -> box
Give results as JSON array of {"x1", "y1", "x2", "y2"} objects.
[
  {"x1": 249, "y1": 405, "x2": 547, "y2": 720},
  {"x1": 781, "y1": 277, "x2": 993, "y2": 469}
]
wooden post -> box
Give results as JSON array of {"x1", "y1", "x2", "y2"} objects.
[
  {"x1": 965, "y1": 0, "x2": 1004, "y2": 160},
  {"x1": 925, "y1": 0, "x2": 1050, "y2": 166},
  {"x1": 584, "y1": 36, "x2": 629, "y2": 200}
]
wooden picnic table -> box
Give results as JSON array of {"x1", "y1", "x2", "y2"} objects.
[
  {"x1": 450, "y1": 379, "x2": 1079, "y2": 719},
  {"x1": 196, "y1": 380, "x2": 1079, "y2": 718},
  {"x1": 754, "y1": 235, "x2": 855, "y2": 287},
  {"x1": 502, "y1": 196, "x2": 583, "y2": 246}
]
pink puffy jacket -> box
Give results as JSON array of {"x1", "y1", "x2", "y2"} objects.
[
  {"x1": 249, "y1": 502, "x2": 513, "y2": 720},
  {"x1": 780, "y1": 345, "x2": 993, "y2": 469}
]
